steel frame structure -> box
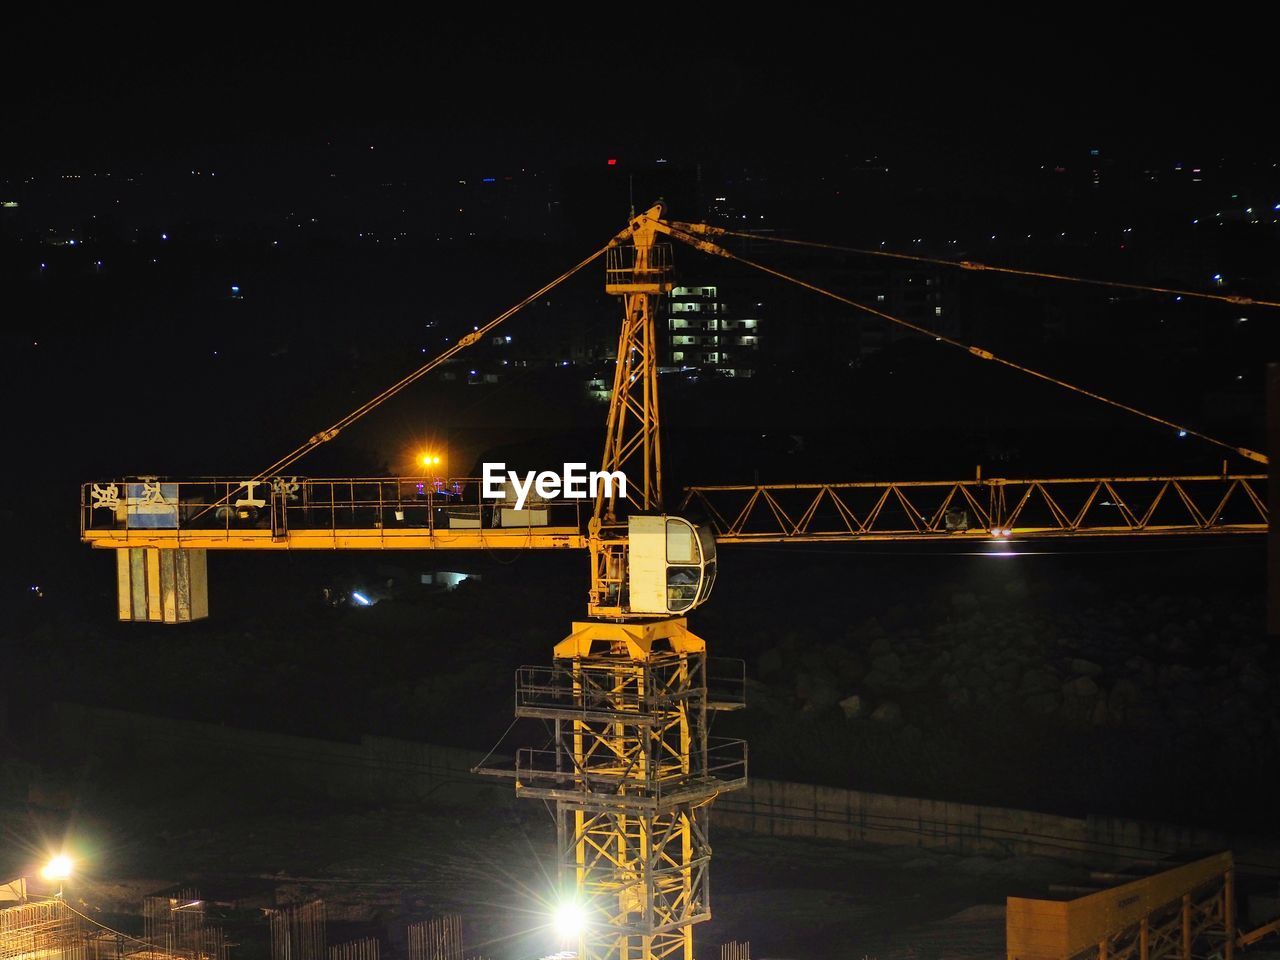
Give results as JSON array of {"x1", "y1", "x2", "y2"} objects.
[
  {"x1": 81, "y1": 474, "x2": 1267, "y2": 552},
  {"x1": 682, "y1": 475, "x2": 1267, "y2": 543},
  {"x1": 1006, "y1": 852, "x2": 1238, "y2": 960},
  {"x1": 589, "y1": 209, "x2": 673, "y2": 619},
  {"x1": 518, "y1": 209, "x2": 747, "y2": 960},
  {"x1": 513, "y1": 620, "x2": 745, "y2": 960}
]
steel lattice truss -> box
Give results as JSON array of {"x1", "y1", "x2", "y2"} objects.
[
  {"x1": 599, "y1": 239, "x2": 673, "y2": 516},
  {"x1": 570, "y1": 807, "x2": 710, "y2": 960},
  {"x1": 681, "y1": 475, "x2": 1267, "y2": 542},
  {"x1": 1081, "y1": 871, "x2": 1232, "y2": 960},
  {"x1": 512, "y1": 631, "x2": 745, "y2": 960}
]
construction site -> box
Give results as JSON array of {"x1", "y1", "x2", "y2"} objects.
[
  {"x1": 6, "y1": 28, "x2": 1280, "y2": 960},
  {"x1": 0, "y1": 201, "x2": 1272, "y2": 960}
]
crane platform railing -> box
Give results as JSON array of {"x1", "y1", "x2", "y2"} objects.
[
  {"x1": 513, "y1": 737, "x2": 748, "y2": 812},
  {"x1": 681, "y1": 474, "x2": 1268, "y2": 543},
  {"x1": 514, "y1": 656, "x2": 746, "y2": 723},
  {"x1": 80, "y1": 476, "x2": 590, "y2": 549}
]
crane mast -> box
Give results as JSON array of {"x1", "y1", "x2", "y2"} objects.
[
  {"x1": 512, "y1": 204, "x2": 746, "y2": 960},
  {"x1": 587, "y1": 206, "x2": 668, "y2": 617}
]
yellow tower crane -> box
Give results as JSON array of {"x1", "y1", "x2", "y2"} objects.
[
  {"x1": 79, "y1": 204, "x2": 1273, "y2": 960},
  {"x1": 505, "y1": 204, "x2": 744, "y2": 960}
]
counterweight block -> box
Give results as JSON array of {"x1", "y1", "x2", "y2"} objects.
[{"x1": 115, "y1": 546, "x2": 209, "y2": 622}]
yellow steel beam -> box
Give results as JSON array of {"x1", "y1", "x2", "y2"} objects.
[
  {"x1": 81, "y1": 474, "x2": 1267, "y2": 550},
  {"x1": 706, "y1": 526, "x2": 1265, "y2": 544},
  {"x1": 83, "y1": 527, "x2": 587, "y2": 550},
  {"x1": 1007, "y1": 852, "x2": 1233, "y2": 960},
  {"x1": 683, "y1": 475, "x2": 1268, "y2": 543},
  {"x1": 1239, "y1": 915, "x2": 1280, "y2": 948}
]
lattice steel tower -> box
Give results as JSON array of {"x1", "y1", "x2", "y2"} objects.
[{"x1": 510, "y1": 205, "x2": 747, "y2": 960}]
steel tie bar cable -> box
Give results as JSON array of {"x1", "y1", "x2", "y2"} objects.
[
  {"x1": 658, "y1": 220, "x2": 1269, "y2": 466},
  {"x1": 680, "y1": 223, "x2": 1280, "y2": 310},
  {"x1": 192, "y1": 235, "x2": 621, "y2": 520}
]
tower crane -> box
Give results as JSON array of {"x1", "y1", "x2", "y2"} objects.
[{"x1": 78, "y1": 204, "x2": 1271, "y2": 960}]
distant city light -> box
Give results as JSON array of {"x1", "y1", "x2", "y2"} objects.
[
  {"x1": 351, "y1": 591, "x2": 372, "y2": 606},
  {"x1": 1178, "y1": 430, "x2": 1188, "y2": 438},
  {"x1": 161, "y1": 233, "x2": 168, "y2": 240},
  {"x1": 606, "y1": 158, "x2": 617, "y2": 166}
]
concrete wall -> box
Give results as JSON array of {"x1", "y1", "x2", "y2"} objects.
[
  {"x1": 52, "y1": 702, "x2": 1223, "y2": 862},
  {"x1": 714, "y1": 779, "x2": 1225, "y2": 863},
  {"x1": 51, "y1": 702, "x2": 501, "y2": 806}
]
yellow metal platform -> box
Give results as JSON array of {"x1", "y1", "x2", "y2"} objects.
[{"x1": 84, "y1": 527, "x2": 586, "y2": 550}]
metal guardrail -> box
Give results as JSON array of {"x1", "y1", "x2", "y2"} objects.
[
  {"x1": 514, "y1": 737, "x2": 748, "y2": 807},
  {"x1": 514, "y1": 657, "x2": 745, "y2": 720},
  {"x1": 81, "y1": 476, "x2": 590, "y2": 540},
  {"x1": 605, "y1": 242, "x2": 673, "y2": 290}
]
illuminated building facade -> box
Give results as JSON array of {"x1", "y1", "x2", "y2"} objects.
[{"x1": 664, "y1": 284, "x2": 760, "y2": 378}]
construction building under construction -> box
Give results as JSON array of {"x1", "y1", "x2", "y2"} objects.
[{"x1": 0, "y1": 894, "x2": 225, "y2": 960}]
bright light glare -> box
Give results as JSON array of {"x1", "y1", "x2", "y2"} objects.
[
  {"x1": 42, "y1": 855, "x2": 73, "y2": 881},
  {"x1": 419, "y1": 453, "x2": 442, "y2": 468},
  {"x1": 351, "y1": 591, "x2": 372, "y2": 606},
  {"x1": 553, "y1": 902, "x2": 584, "y2": 939}
]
